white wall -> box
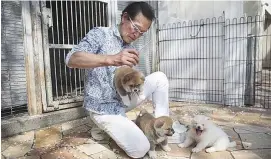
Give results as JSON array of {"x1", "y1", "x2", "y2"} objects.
[{"x1": 158, "y1": 1, "x2": 262, "y2": 25}]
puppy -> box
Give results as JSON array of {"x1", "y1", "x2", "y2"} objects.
[
  {"x1": 135, "y1": 109, "x2": 175, "y2": 159},
  {"x1": 178, "y1": 115, "x2": 236, "y2": 153},
  {"x1": 114, "y1": 66, "x2": 145, "y2": 107}
]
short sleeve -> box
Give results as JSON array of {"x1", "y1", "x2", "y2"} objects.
[{"x1": 65, "y1": 27, "x2": 105, "y2": 66}]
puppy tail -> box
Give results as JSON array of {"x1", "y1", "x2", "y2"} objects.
[{"x1": 228, "y1": 141, "x2": 236, "y2": 147}]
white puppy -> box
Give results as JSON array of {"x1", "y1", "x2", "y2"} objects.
[{"x1": 178, "y1": 115, "x2": 236, "y2": 153}]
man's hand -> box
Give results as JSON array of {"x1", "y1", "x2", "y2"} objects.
[{"x1": 108, "y1": 49, "x2": 139, "y2": 67}]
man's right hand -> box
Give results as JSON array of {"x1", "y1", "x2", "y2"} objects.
[{"x1": 108, "y1": 49, "x2": 140, "y2": 67}]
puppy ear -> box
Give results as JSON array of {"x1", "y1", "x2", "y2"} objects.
[
  {"x1": 139, "y1": 109, "x2": 148, "y2": 116},
  {"x1": 155, "y1": 116, "x2": 173, "y2": 127},
  {"x1": 122, "y1": 72, "x2": 134, "y2": 84},
  {"x1": 154, "y1": 118, "x2": 166, "y2": 129},
  {"x1": 154, "y1": 118, "x2": 166, "y2": 136},
  {"x1": 139, "y1": 72, "x2": 145, "y2": 82},
  {"x1": 140, "y1": 76, "x2": 145, "y2": 82}
]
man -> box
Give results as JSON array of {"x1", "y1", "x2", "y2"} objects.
[{"x1": 65, "y1": 2, "x2": 169, "y2": 158}]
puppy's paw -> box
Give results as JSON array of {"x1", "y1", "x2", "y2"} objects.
[
  {"x1": 205, "y1": 147, "x2": 216, "y2": 153},
  {"x1": 148, "y1": 150, "x2": 157, "y2": 159},
  {"x1": 178, "y1": 143, "x2": 188, "y2": 148},
  {"x1": 161, "y1": 144, "x2": 171, "y2": 152},
  {"x1": 192, "y1": 147, "x2": 202, "y2": 153}
]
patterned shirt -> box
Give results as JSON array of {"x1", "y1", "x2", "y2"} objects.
[{"x1": 65, "y1": 25, "x2": 134, "y2": 115}]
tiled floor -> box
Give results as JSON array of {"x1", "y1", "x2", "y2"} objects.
[{"x1": 2, "y1": 102, "x2": 271, "y2": 159}]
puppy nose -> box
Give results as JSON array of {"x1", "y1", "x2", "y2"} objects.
[
  {"x1": 134, "y1": 89, "x2": 138, "y2": 92},
  {"x1": 197, "y1": 126, "x2": 201, "y2": 129},
  {"x1": 171, "y1": 128, "x2": 175, "y2": 134}
]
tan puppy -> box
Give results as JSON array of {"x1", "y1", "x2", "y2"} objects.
[
  {"x1": 114, "y1": 66, "x2": 145, "y2": 107},
  {"x1": 135, "y1": 109, "x2": 175, "y2": 159}
]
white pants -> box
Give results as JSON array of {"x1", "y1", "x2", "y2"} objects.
[{"x1": 90, "y1": 72, "x2": 169, "y2": 158}]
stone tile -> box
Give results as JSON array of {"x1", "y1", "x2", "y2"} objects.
[
  {"x1": 167, "y1": 144, "x2": 191, "y2": 158},
  {"x1": 1, "y1": 139, "x2": 11, "y2": 152},
  {"x1": 61, "y1": 132, "x2": 92, "y2": 147},
  {"x1": 41, "y1": 147, "x2": 75, "y2": 159},
  {"x1": 260, "y1": 113, "x2": 271, "y2": 120},
  {"x1": 255, "y1": 118, "x2": 271, "y2": 129},
  {"x1": 221, "y1": 127, "x2": 239, "y2": 140},
  {"x1": 34, "y1": 125, "x2": 62, "y2": 148},
  {"x1": 158, "y1": 157, "x2": 189, "y2": 159},
  {"x1": 91, "y1": 149, "x2": 117, "y2": 159},
  {"x1": 232, "y1": 112, "x2": 261, "y2": 124},
  {"x1": 8, "y1": 131, "x2": 35, "y2": 144},
  {"x1": 191, "y1": 151, "x2": 233, "y2": 159},
  {"x1": 62, "y1": 117, "x2": 91, "y2": 132},
  {"x1": 63, "y1": 125, "x2": 91, "y2": 136},
  {"x1": 108, "y1": 139, "x2": 130, "y2": 159},
  {"x1": 68, "y1": 148, "x2": 92, "y2": 159},
  {"x1": 211, "y1": 110, "x2": 236, "y2": 121},
  {"x1": 18, "y1": 155, "x2": 41, "y2": 159},
  {"x1": 2, "y1": 142, "x2": 33, "y2": 158},
  {"x1": 76, "y1": 143, "x2": 108, "y2": 156},
  {"x1": 2, "y1": 131, "x2": 35, "y2": 158},
  {"x1": 239, "y1": 133, "x2": 271, "y2": 149},
  {"x1": 234, "y1": 125, "x2": 271, "y2": 133},
  {"x1": 220, "y1": 127, "x2": 243, "y2": 151},
  {"x1": 231, "y1": 149, "x2": 271, "y2": 159}
]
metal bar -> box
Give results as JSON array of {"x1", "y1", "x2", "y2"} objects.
[
  {"x1": 78, "y1": 0, "x2": 82, "y2": 94},
  {"x1": 215, "y1": 18, "x2": 219, "y2": 102},
  {"x1": 173, "y1": 23, "x2": 176, "y2": 99},
  {"x1": 91, "y1": 1, "x2": 94, "y2": 28},
  {"x1": 54, "y1": 1, "x2": 59, "y2": 99},
  {"x1": 49, "y1": 44, "x2": 76, "y2": 49},
  {"x1": 159, "y1": 22, "x2": 225, "y2": 31},
  {"x1": 66, "y1": 0, "x2": 69, "y2": 44},
  {"x1": 199, "y1": 19, "x2": 203, "y2": 101},
  {"x1": 265, "y1": 15, "x2": 270, "y2": 108},
  {"x1": 70, "y1": 1, "x2": 74, "y2": 95},
  {"x1": 59, "y1": 0, "x2": 65, "y2": 97},
  {"x1": 95, "y1": 1, "x2": 97, "y2": 26},
  {"x1": 74, "y1": 1, "x2": 78, "y2": 96},
  {"x1": 98, "y1": 1, "x2": 101, "y2": 26},
  {"x1": 87, "y1": 1, "x2": 90, "y2": 30},
  {"x1": 71, "y1": 1, "x2": 74, "y2": 45},
  {"x1": 158, "y1": 35, "x2": 223, "y2": 42},
  {"x1": 206, "y1": 18, "x2": 210, "y2": 102},
  {"x1": 58, "y1": 49, "x2": 64, "y2": 96},
  {"x1": 83, "y1": 1, "x2": 87, "y2": 35},
  {"x1": 103, "y1": 2, "x2": 105, "y2": 26},
  {"x1": 64, "y1": 49, "x2": 68, "y2": 98}
]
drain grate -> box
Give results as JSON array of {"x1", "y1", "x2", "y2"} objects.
[{"x1": 1, "y1": 104, "x2": 28, "y2": 119}]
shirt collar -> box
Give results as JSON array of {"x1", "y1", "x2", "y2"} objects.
[
  {"x1": 112, "y1": 24, "x2": 131, "y2": 46},
  {"x1": 112, "y1": 24, "x2": 121, "y2": 38}
]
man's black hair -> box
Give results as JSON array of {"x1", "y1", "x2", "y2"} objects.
[{"x1": 122, "y1": 2, "x2": 155, "y2": 21}]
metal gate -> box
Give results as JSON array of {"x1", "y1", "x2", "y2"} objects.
[
  {"x1": 158, "y1": 15, "x2": 271, "y2": 108},
  {"x1": 41, "y1": 1, "x2": 111, "y2": 112}
]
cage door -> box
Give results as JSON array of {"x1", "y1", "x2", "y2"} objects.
[{"x1": 41, "y1": 1, "x2": 110, "y2": 111}]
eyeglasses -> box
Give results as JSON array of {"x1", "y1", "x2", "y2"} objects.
[{"x1": 128, "y1": 16, "x2": 146, "y2": 36}]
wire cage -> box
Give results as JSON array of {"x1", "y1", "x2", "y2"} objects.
[{"x1": 158, "y1": 14, "x2": 271, "y2": 108}]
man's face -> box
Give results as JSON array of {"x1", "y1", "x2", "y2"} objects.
[{"x1": 120, "y1": 12, "x2": 152, "y2": 44}]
